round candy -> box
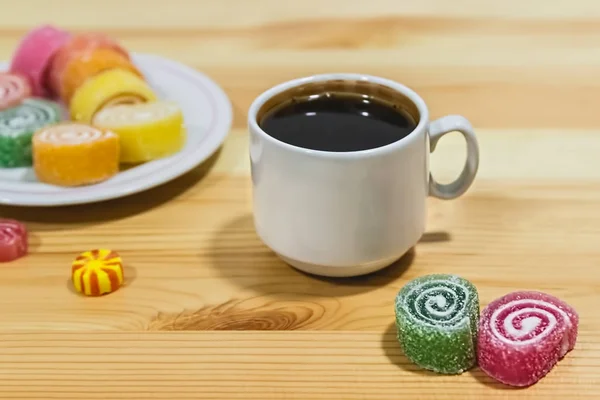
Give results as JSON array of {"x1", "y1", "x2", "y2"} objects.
[
  {"x1": 0, "y1": 219, "x2": 28, "y2": 262},
  {"x1": 71, "y1": 249, "x2": 124, "y2": 296},
  {"x1": 0, "y1": 98, "x2": 62, "y2": 168},
  {"x1": 93, "y1": 100, "x2": 185, "y2": 163},
  {"x1": 48, "y1": 32, "x2": 129, "y2": 97},
  {"x1": 69, "y1": 68, "x2": 157, "y2": 123},
  {"x1": 9, "y1": 25, "x2": 71, "y2": 96},
  {"x1": 32, "y1": 123, "x2": 120, "y2": 187},
  {"x1": 478, "y1": 291, "x2": 579, "y2": 387},
  {"x1": 0, "y1": 73, "x2": 32, "y2": 110},
  {"x1": 394, "y1": 274, "x2": 480, "y2": 374},
  {"x1": 55, "y1": 47, "x2": 143, "y2": 104}
]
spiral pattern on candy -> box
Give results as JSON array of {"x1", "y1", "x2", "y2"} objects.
[
  {"x1": 36, "y1": 124, "x2": 104, "y2": 145},
  {"x1": 0, "y1": 98, "x2": 62, "y2": 167},
  {"x1": 0, "y1": 73, "x2": 32, "y2": 110},
  {"x1": 0, "y1": 219, "x2": 28, "y2": 263},
  {"x1": 0, "y1": 99, "x2": 60, "y2": 135},
  {"x1": 491, "y1": 299, "x2": 571, "y2": 346},
  {"x1": 70, "y1": 68, "x2": 157, "y2": 123},
  {"x1": 477, "y1": 291, "x2": 579, "y2": 386},
  {"x1": 395, "y1": 274, "x2": 479, "y2": 374},
  {"x1": 71, "y1": 249, "x2": 124, "y2": 296},
  {"x1": 33, "y1": 123, "x2": 120, "y2": 187},
  {"x1": 404, "y1": 279, "x2": 471, "y2": 327}
]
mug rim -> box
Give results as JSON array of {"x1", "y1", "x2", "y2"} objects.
[{"x1": 248, "y1": 73, "x2": 430, "y2": 158}]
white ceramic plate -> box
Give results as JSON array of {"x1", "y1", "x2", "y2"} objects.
[{"x1": 0, "y1": 53, "x2": 232, "y2": 207}]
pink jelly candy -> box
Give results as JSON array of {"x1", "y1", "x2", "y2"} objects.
[
  {"x1": 0, "y1": 219, "x2": 28, "y2": 262},
  {"x1": 10, "y1": 25, "x2": 71, "y2": 96},
  {"x1": 477, "y1": 291, "x2": 578, "y2": 387}
]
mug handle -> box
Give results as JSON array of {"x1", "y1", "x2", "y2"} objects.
[{"x1": 428, "y1": 115, "x2": 480, "y2": 200}]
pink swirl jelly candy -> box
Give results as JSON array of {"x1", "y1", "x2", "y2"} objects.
[
  {"x1": 0, "y1": 72, "x2": 32, "y2": 110},
  {"x1": 10, "y1": 25, "x2": 71, "y2": 96},
  {"x1": 0, "y1": 219, "x2": 28, "y2": 262},
  {"x1": 477, "y1": 291, "x2": 579, "y2": 387}
]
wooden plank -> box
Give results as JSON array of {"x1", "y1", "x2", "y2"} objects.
[
  {"x1": 0, "y1": 331, "x2": 595, "y2": 399},
  {"x1": 0, "y1": 172, "x2": 599, "y2": 331}
]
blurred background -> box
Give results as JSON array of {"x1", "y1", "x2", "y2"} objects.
[{"x1": 2, "y1": 0, "x2": 597, "y2": 184}]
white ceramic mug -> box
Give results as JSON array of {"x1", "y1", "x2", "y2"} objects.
[{"x1": 248, "y1": 73, "x2": 479, "y2": 277}]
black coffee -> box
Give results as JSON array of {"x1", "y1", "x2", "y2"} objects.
[{"x1": 259, "y1": 92, "x2": 416, "y2": 152}]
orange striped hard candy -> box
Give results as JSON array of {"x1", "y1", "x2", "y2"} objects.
[{"x1": 71, "y1": 249, "x2": 124, "y2": 296}]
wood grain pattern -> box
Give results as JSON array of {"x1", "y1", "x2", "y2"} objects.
[
  {"x1": 0, "y1": 331, "x2": 598, "y2": 399},
  {"x1": 0, "y1": 0, "x2": 600, "y2": 398}
]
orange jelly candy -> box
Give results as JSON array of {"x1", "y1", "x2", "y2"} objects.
[
  {"x1": 48, "y1": 32, "x2": 129, "y2": 97},
  {"x1": 32, "y1": 122, "x2": 119, "y2": 187},
  {"x1": 71, "y1": 249, "x2": 124, "y2": 296},
  {"x1": 55, "y1": 47, "x2": 141, "y2": 104}
]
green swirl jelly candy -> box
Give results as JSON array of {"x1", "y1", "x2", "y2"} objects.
[
  {"x1": 394, "y1": 274, "x2": 480, "y2": 374},
  {"x1": 0, "y1": 98, "x2": 61, "y2": 167}
]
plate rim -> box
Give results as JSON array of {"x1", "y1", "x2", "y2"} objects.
[{"x1": 0, "y1": 53, "x2": 233, "y2": 207}]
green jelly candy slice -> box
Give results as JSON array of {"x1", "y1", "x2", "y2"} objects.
[
  {"x1": 0, "y1": 98, "x2": 61, "y2": 167},
  {"x1": 394, "y1": 274, "x2": 479, "y2": 374}
]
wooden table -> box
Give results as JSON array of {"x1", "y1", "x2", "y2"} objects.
[{"x1": 0, "y1": 1, "x2": 599, "y2": 398}]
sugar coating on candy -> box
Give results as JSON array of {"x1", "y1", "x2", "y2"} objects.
[
  {"x1": 477, "y1": 291, "x2": 578, "y2": 387},
  {"x1": 10, "y1": 25, "x2": 71, "y2": 96},
  {"x1": 0, "y1": 98, "x2": 62, "y2": 167},
  {"x1": 70, "y1": 68, "x2": 157, "y2": 124},
  {"x1": 48, "y1": 32, "x2": 130, "y2": 97},
  {"x1": 394, "y1": 274, "x2": 480, "y2": 374},
  {"x1": 56, "y1": 48, "x2": 143, "y2": 104},
  {"x1": 93, "y1": 100, "x2": 186, "y2": 163},
  {"x1": 0, "y1": 219, "x2": 28, "y2": 262},
  {"x1": 71, "y1": 249, "x2": 124, "y2": 296},
  {"x1": 33, "y1": 123, "x2": 119, "y2": 187},
  {"x1": 0, "y1": 73, "x2": 32, "y2": 111}
]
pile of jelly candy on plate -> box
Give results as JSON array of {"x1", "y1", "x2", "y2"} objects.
[{"x1": 0, "y1": 25, "x2": 186, "y2": 187}]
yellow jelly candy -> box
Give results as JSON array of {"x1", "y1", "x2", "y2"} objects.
[
  {"x1": 92, "y1": 100, "x2": 186, "y2": 163},
  {"x1": 71, "y1": 249, "x2": 124, "y2": 296},
  {"x1": 69, "y1": 68, "x2": 157, "y2": 123},
  {"x1": 32, "y1": 123, "x2": 120, "y2": 186},
  {"x1": 57, "y1": 48, "x2": 142, "y2": 104}
]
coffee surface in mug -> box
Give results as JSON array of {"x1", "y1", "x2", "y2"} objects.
[{"x1": 258, "y1": 92, "x2": 417, "y2": 152}]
